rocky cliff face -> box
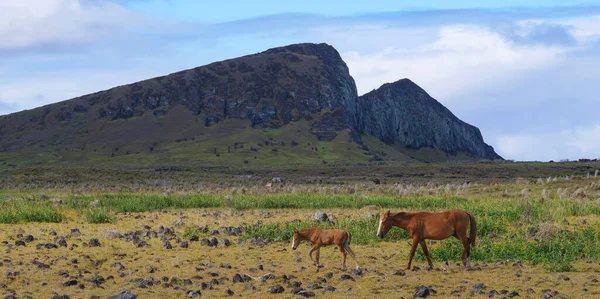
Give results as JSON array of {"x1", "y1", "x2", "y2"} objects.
[{"x1": 356, "y1": 79, "x2": 502, "y2": 160}]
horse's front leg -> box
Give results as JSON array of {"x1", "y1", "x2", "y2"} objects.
[{"x1": 406, "y1": 237, "x2": 419, "y2": 270}]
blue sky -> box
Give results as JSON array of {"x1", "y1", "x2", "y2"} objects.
[{"x1": 1, "y1": 0, "x2": 599, "y2": 161}]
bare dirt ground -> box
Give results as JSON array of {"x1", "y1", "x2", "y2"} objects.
[{"x1": 2, "y1": 209, "x2": 599, "y2": 298}]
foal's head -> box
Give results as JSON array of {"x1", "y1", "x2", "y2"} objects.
[
  {"x1": 377, "y1": 210, "x2": 393, "y2": 238},
  {"x1": 292, "y1": 230, "x2": 300, "y2": 250}
]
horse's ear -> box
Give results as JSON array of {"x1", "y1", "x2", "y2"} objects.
[
  {"x1": 293, "y1": 230, "x2": 298, "y2": 233},
  {"x1": 385, "y1": 210, "x2": 390, "y2": 215}
]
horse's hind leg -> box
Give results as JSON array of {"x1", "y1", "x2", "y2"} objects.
[
  {"x1": 338, "y1": 245, "x2": 347, "y2": 270},
  {"x1": 459, "y1": 236, "x2": 471, "y2": 270},
  {"x1": 419, "y1": 241, "x2": 434, "y2": 269}
]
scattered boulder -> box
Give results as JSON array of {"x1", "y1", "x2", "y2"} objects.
[
  {"x1": 22, "y1": 235, "x2": 35, "y2": 242},
  {"x1": 340, "y1": 274, "x2": 354, "y2": 281},
  {"x1": 89, "y1": 238, "x2": 101, "y2": 247},
  {"x1": 187, "y1": 290, "x2": 201, "y2": 297},
  {"x1": 268, "y1": 285, "x2": 285, "y2": 294},
  {"x1": 51, "y1": 296, "x2": 70, "y2": 299},
  {"x1": 62, "y1": 279, "x2": 78, "y2": 287},
  {"x1": 243, "y1": 284, "x2": 256, "y2": 291},
  {"x1": 220, "y1": 239, "x2": 232, "y2": 247},
  {"x1": 32, "y1": 259, "x2": 50, "y2": 269},
  {"x1": 105, "y1": 229, "x2": 121, "y2": 239},
  {"x1": 298, "y1": 290, "x2": 316, "y2": 297},
  {"x1": 414, "y1": 286, "x2": 436, "y2": 298},
  {"x1": 162, "y1": 240, "x2": 172, "y2": 249},
  {"x1": 112, "y1": 262, "x2": 126, "y2": 271},
  {"x1": 393, "y1": 269, "x2": 406, "y2": 276},
  {"x1": 70, "y1": 229, "x2": 81, "y2": 237},
  {"x1": 225, "y1": 289, "x2": 235, "y2": 296},
  {"x1": 107, "y1": 290, "x2": 137, "y2": 299},
  {"x1": 324, "y1": 286, "x2": 336, "y2": 292},
  {"x1": 173, "y1": 218, "x2": 184, "y2": 227},
  {"x1": 54, "y1": 236, "x2": 67, "y2": 247},
  {"x1": 272, "y1": 177, "x2": 285, "y2": 183},
  {"x1": 179, "y1": 241, "x2": 189, "y2": 249},
  {"x1": 201, "y1": 237, "x2": 218, "y2": 247},
  {"x1": 312, "y1": 212, "x2": 330, "y2": 222},
  {"x1": 485, "y1": 290, "x2": 499, "y2": 297}
]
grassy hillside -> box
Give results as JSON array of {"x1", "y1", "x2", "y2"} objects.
[{"x1": 0, "y1": 113, "x2": 483, "y2": 168}]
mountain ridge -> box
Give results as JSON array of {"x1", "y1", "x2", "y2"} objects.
[{"x1": 0, "y1": 43, "x2": 501, "y2": 167}]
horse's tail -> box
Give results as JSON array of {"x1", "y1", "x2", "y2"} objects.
[
  {"x1": 467, "y1": 211, "x2": 476, "y2": 247},
  {"x1": 345, "y1": 231, "x2": 352, "y2": 246}
]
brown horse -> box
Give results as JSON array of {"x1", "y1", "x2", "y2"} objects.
[
  {"x1": 292, "y1": 228, "x2": 359, "y2": 271},
  {"x1": 377, "y1": 210, "x2": 476, "y2": 270}
]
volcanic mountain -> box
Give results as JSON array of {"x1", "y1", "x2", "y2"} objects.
[{"x1": 0, "y1": 43, "x2": 501, "y2": 167}]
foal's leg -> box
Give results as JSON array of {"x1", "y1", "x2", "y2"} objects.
[
  {"x1": 338, "y1": 244, "x2": 347, "y2": 270},
  {"x1": 419, "y1": 241, "x2": 434, "y2": 269},
  {"x1": 315, "y1": 248, "x2": 321, "y2": 272},
  {"x1": 309, "y1": 244, "x2": 319, "y2": 266},
  {"x1": 406, "y1": 237, "x2": 420, "y2": 270}
]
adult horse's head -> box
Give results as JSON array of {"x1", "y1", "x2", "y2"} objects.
[
  {"x1": 377, "y1": 210, "x2": 393, "y2": 238},
  {"x1": 292, "y1": 230, "x2": 299, "y2": 250}
]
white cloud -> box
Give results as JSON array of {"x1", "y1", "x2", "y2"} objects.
[
  {"x1": 496, "y1": 124, "x2": 600, "y2": 161},
  {"x1": 339, "y1": 24, "x2": 568, "y2": 102},
  {"x1": 0, "y1": 0, "x2": 145, "y2": 50}
]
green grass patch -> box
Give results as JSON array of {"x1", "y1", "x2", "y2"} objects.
[
  {"x1": 85, "y1": 208, "x2": 116, "y2": 224},
  {"x1": 0, "y1": 201, "x2": 64, "y2": 223}
]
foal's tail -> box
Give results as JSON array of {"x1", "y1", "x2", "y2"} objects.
[
  {"x1": 467, "y1": 211, "x2": 476, "y2": 247},
  {"x1": 344, "y1": 231, "x2": 355, "y2": 255}
]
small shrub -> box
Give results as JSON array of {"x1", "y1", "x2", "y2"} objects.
[{"x1": 183, "y1": 225, "x2": 199, "y2": 240}]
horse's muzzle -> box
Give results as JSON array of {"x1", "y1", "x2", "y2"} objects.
[
  {"x1": 292, "y1": 246, "x2": 297, "y2": 250},
  {"x1": 377, "y1": 233, "x2": 384, "y2": 239}
]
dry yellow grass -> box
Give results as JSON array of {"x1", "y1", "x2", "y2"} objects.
[{"x1": 1, "y1": 209, "x2": 599, "y2": 298}]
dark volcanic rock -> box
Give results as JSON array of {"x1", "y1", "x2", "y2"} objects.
[
  {"x1": 187, "y1": 290, "x2": 201, "y2": 297},
  {"x1": 356, "y1": 79, "x2": 502, "y2": 160},
  {"x1": 107, "y1": 290, "x2": 137, "y2": 299},
  {"x1": 268, "y1": 285, "x2": 285, "y2": 294},
  {"x1": 414, "y1": 286, "x2": 436, "y2": 298}
]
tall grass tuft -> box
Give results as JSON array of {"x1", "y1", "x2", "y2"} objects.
[
  {"x1": 85, "y1": 208, "x2": 115, "y2": 224},
  {"x1": 0, "y1": 202, "x2": 64, "y2": 223}
]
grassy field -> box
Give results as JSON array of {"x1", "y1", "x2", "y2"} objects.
[{"x1": 0, "y1": 163, "x2": 599, "y2": 297}]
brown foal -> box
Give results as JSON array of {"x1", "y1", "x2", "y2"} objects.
[
  {"x1": 377, "y1": 210, "x2": 476, "y2": 270},
  {"x1": 292, "y1": 228, "x2": 359, "y2": 271}
]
